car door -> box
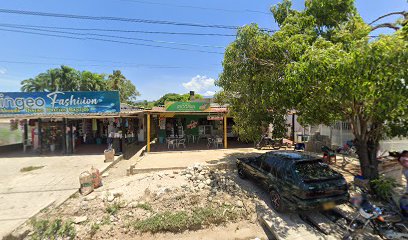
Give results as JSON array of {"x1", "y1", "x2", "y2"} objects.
[
  {"x1": 259, "y1": 157, "x2": 273, "y2": 188},
  {"x1": 278, "y1": 162, "x2": 297, "y2": 200},
  {"x1": 246, "y1": 155, "x2": 263, "y2": 179}
]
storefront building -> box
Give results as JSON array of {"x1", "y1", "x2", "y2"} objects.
[
  {"x1": 145, "y1": 101, "x2": 233, "y2": 152},
  {"x1": 0, "y1": 91, "x2": 144, "y2": 159}
]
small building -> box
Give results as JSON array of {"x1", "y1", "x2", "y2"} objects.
[
  {"x1": 144, "y1": 101, "x2": 236, "y2": 152},
  {"x1": 0, "y1": 91, "x2": 144, "y2": 159}
]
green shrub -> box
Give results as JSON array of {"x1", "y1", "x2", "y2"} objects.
[
  {"x1": 136, "y1": 203, "x2": 153, "y2": 212},
  {"x1": 371, "y1": 176, "x2": 400, "y2": 200},
  {"x1": 132, "y1": 206, "x2": 239, "y2": 233},
  {"x1": 106, "y1": 202, "x2": 121, "y2": 215},
  {"x1": 30, "y1": 218, "x2": 75, "y2": 240}
]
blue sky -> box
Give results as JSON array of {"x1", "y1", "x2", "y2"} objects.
[{"x1": 0, "y1": 0, "x2": 406, "y2": 101}]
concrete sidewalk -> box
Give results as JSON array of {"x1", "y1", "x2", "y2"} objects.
[
  {"x1": 132, "y1": 148, "x2": 266, "y2": 173},
  {"x1": 0, "y1": 153, "x2": 117, "y2": 238}
]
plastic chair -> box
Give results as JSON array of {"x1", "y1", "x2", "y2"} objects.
[
  {"x1": 177, "y1": 139, "x2": 186, "y2": 149},
  {"x1": 167, "y1": 139, "x2": 176, "y2": 149},
  {"x1": 215, "y1": 138, "x2": 223, "y2": 148}
]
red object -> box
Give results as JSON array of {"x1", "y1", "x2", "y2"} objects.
[{"x1": 91, "y1": 167, "x2": 102, "y2": 189}]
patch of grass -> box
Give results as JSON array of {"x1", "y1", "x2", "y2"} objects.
[
  {"x1": 90, "y1": 222, "x2": 100, "y2": 236},
  {"x1": 101, "y1": 215, "x2": 111, "y2": 225},
  {"x1": 20, "y1": 166, "x2": 44, "y2": 172},
  {"x1": 106, "y1": 202, "x2": 121, "y2": 215},
  {"x1": 30, "y1": 218, "x2": 76, "y2": 240},
  {"x1": 136, "y1": 203, "x2": 153, "y2": 212},
  {"x1": 131, "y1": 206, "x2": 240, "y2": 233}
]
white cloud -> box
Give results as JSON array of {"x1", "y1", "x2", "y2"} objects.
[
  {"x1": 0, "y1": 67, "x2": 6, "y2": 75},
  {"x1": 203, "y1": 91, "x2": 216, "y2": 96},
  {"x1": 182, "y1": 75, "x2": 215, "y2": 92}
]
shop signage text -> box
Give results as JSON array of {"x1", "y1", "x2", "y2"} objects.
[
  {"x1": 0, "y1": 91, "x2": 120, "y2": 115},
  {"x1": 165, "y1": 102, "x2": 210, "y2": 112},
  {"x1": 207, "y1": 115, "x2": 224, "y2": 121}
]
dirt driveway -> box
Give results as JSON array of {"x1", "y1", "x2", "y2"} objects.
[{"x1": 0, "y1": 152, "x2": 113, "y2": 237}]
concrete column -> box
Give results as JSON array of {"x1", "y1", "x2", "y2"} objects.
[
  {"x1": 147, "y1": 113, "x2": 151, "y2": 152},
  {"x1": 63, "y1": 118, "x2": 67, "y2": 154},
  {"x1": 38, "y1": 118, "x2": 42, "y2": 154},
  {"x1": 224, "y1": 115, "x2": 228, "y2": 149}
]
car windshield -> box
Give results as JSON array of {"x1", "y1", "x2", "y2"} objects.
[{"x1": 295, "y1": 161, "x2": 341, "y2": 181}]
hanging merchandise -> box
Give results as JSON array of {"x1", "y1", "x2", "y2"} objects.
[
  {"x1": 125, "y1": 119, "x2": 129, "y2": 128},
  {"x1": 92, "y1": 119, "x2": 98, "y2": 131},
  {"x1": 117, "y1": 118, "x2": 121, "y2": 128}
]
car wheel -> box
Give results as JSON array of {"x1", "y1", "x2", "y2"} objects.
[
  {"x1": 270, "y1": 189, "x2": 286, "y2": 212},
  {"x1": 237, "y1": 167, "x2": 246, "y2": 179}
]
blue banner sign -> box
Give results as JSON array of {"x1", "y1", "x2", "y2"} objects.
[{"x1": 0, "y1": 91, "x2": 120, "y2": 115}]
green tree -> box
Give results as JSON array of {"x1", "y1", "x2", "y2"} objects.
[
  {"x1": 154, "y1": 93, "x2": 203, "y2": 106},
  {"x1": 218, "y1": 0, "x2": 408, "y2": 179},
  {"x1": 21, "y1": 67, "x2": 140, "y2": 105},
  {"x1": 107, "y1": 70, "x2": 140, "y2": 104}
]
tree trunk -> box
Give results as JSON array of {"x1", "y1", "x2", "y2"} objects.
[{"x1": 355, "y1": 137, "x2": 380, "y2": 180}]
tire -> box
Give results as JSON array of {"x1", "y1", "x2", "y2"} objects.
[
  {"x1": 237, "y1": 167, "x2": 246, "y2": 179},
  {"x1": 270, "y1": 189, "x2": 286, "y2": 212},
  {"x1": 273, "y1": 142, "x2": 281, "y2": 150}
]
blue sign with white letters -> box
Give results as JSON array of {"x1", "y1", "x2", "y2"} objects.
[{"x1": 0, "y1": 91, "x2": 120, "y2": 115}]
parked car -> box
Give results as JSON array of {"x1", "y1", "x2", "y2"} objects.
[{"x1": 236, "y1": 151, "x2": 349, "y2": 212}]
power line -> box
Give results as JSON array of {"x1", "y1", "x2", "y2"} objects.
[
  {"x1": 119, "y1": 0, "x2": 270, "y2": 15},
  {"x1": 0, "y1": 60, "x2": 213, "y2": 70},
  {"x1": 0, "y1": 27, "x2": 225, "y2": 54},
  {"x1": 0, "y1": 24, "x2": 226, "y2": 49},
  {"x1": 0, "y1": 22, "x2": 236, "y2": 37},
  {"x1": 0, "y1": 8, "x2": 275, "y2": 32}
]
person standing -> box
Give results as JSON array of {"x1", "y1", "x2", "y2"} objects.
[
  {"x1": 398, "y1": 151, "x2": 408, "y2": 193},
  {"x1": 173, "y1": 120, "x2": 179, "y2": 138}
]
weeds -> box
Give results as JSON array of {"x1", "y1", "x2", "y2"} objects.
[
  {"x1": 371, "y1": 176, "x2": 400, "y2": 200},
  {"x1": 136, "y1": 203, "x2": 153, "y2": 212},
  {"x1": 20, "y1": 166, "x2": 44, "y2": 172},
  {"x1": 30, "y1": 218, "x2": 75, "y2": 240},
  {"x1": 106, "y1": 202, "x2": 121, "y2": 215},
  {"x1": 89, "y1": 222, "x2": 100, "y2": 236},
  {"x1": 131, "y1": 206, "x2": 239, "y2": 233}
]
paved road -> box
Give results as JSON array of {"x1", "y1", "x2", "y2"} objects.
[{"x1": 0, "y1": 152, "x2": 112, "y2": 237}]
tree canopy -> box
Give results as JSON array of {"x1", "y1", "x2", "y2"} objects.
[
  {"x1": 154, "y1": 93, "x2": 203, "y2": 106},
  {"x1": 21, "y1": 66, "x2": 140, "y2": 104},
  {"x1": 217, "y1": 0, "x2": 408, "y2": 179}
]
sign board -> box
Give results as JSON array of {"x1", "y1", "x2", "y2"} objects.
[
  {"x1": 165, "y1": 101, "x2": 210, "y2": 112},
  {"x1": 207, "y1": 115, "x2": 224, "y2": 121},
  {"x1": 0, "y1": 91, "x2": 120, "y2": 115}
]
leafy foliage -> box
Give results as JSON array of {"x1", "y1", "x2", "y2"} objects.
[
  {"x1": 371, "y1": 176, "x2": 400, "y2": 201},
  {"x1": 107, "y1": 70, "x2": 140, "y2": 103},
  {"x1": 131, "y1": 206, "x2": 239, "y2": 233},
  {"x1": 21, "y1": 66, "x2": 140, "y2": 104},
  {"x1": 154, "y1": 93, "x2": 203, "y2": 106},
  {"x1": 219, "y1": 0, "x2": 408, "y2": 179},
  {"x1": 30, "y1": 218, "x2": 76, "y2": 240}
]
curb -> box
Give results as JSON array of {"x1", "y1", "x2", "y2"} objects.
[{"x1": 7, "y1": 154, "x2": 123, "y2": 239}]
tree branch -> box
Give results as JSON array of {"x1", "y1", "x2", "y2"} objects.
[
  {"x1": 369, "y1": 11, "x2": 407, "y2": 25},
  {"x1": 371, "y1": 23, "x2": 400, "y2": 31}
]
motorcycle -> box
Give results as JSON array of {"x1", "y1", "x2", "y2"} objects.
[
  {"x1": 344, "y1": 193, "x2": 408, "y2": 239},
  {"x1": 256, "y1": 135, "x2": 282, "y2": 150}
]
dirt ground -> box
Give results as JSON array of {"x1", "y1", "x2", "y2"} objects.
[
  {"x1": 11, "y1": 148, "x2": 402, "y2": 240},
  {"x1": 13, "y1": 156, "x2": 271, "y2": 240}
]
